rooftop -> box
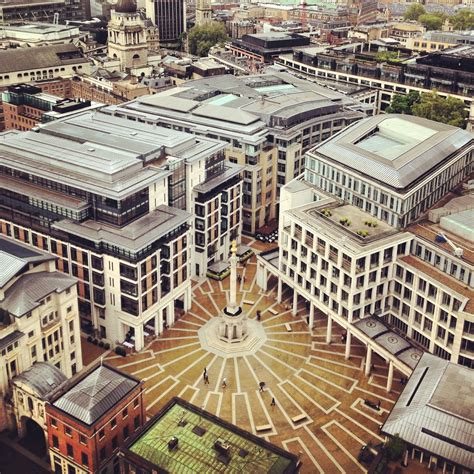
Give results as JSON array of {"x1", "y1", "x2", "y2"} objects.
[
  {"x1": 0, "y1": 44, "x2": 88, "y2": 74},
  {"x1": 13, "y1": 362, "x2": 67, "y2": 400},
  {"x1": 382, "y1": 353, "x2": 474, "y2": 470},
  {"x1": 311, "y1": 115, "x2": 473, "y2": 190},
  {"x1": 124, "y1": 397, "x2": 298, "y2": 473},
  {"x1": 0, "y1": 236, "x2": 55, "y2": 289},
  {"x1": 52, "y1": 364, "x2": 141, "y2": 426}
]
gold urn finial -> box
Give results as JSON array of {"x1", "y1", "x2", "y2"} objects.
[{"x1": 231, "y1": 240, "x2": 237, "y2": 254}]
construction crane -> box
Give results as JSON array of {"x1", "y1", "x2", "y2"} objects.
[{"x1": 438, "y1": 232, "x2": 464, "y2": 258}]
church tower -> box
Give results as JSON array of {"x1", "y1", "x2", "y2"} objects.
[
  {"x1": 108, "y1": 0, "x2": 148, "y2": 72},
  {"x1": 195, "y1": 0, "x2": 212, "y2": 26}
]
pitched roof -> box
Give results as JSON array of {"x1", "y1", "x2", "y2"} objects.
[
  {"x1": 382, "y1": 353, "x2": 474, "y2": 470},
  {"x1": 1, "y1": 271, "x2": 77, "y2": 317},
  {"x1": 52, "y1": 365, "x2": 140, "y2": 425},
  {"x1": 0, "y1": 44, "x2": 88, "y2": 74}
]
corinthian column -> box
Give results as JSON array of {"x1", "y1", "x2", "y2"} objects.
[{"x1": 227, "y1": 240, "x2": 239, "y2": 314}]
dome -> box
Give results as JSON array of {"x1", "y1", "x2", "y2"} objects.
[{"x1": 115, "y1": 0, "x2": 137, "y2": 13}]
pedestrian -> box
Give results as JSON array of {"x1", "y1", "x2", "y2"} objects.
[
  {"x1": 271, "y1": 397, "x2": 276, "y2": 406},
  {"x1": 256, "y1": 310, "x2": 261, "y2": 321},
  {"x1": 259, "y1": 381, "x2": 265, "y2": 392},
  {"x1": 222, "y1": 377, "x2": 227, "y2": 388},
  {"x1": 204, "y1": 374, "x2": 209, "y2": 385},
  {"x1": 377, "y1": 400, "x2": 381, "y2": 410},
  {"x1": 204, "y1": 367, "x2": 207, "y2": 376}
]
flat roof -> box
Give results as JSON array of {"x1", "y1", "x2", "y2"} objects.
[
  {"x1": 312, "y1": 114, "x2": 473, "y2": 190},
  {"x1": 382, "y1": 353, "x2": 474, "y2": 470},
  {"x1": 125, "y1": 397, "x2": 298, "y2": 473}
]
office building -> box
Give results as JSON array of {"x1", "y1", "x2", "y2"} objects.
[
  {"x1": 119, "y1": 397, "x2": 299, "y2": 473},
  {"x1": 146, "y1": 0, "x2": 185, "y2": 49},
  {"x1": 103, "y1": 71, "x2": 369, "y2": 234},
  {"x1": 2, "y1": 84, "x2": 99, "y2": 131},
  {"x1": 0, "y1": 108, "x2": 242, "y2": 351},
  {"x1": 0, "y1": 236, "x2": 82, "y2": 430},
  {"x1": 46, "y1": 364, "x2": 144, "y2": 474},
  {"x1": 382, "y1": 353, "x2": 473, "y2": 473},
  {"x1": 277, "y1": 43, "x2": 474, "y2": 117},
  {"x1": 257, "y1": 115, "x2": 474, "y2": 381}
]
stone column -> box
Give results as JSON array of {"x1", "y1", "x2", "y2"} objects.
[
  {"x1": 154, "y1": 312, "x2": 160, "y2": 336},
  {"x1": 403, "y1": 449, "x2": 409, "y2": 467},
  {"x1": 365, "y1": 346, "x2": 372, "y2": 376},
  {"x1": 345, "y1": 331, "x2": 351, "y2": 360},
  {"x1": 134, "y1": 325, "x2": 144, "y2": 352},
  {"x1": 309, "y1": 303, "x2": 314, "y2": 328},
  {"x1": 277, "y1": 278, "x2": 282, "y2": 303},
  {"x1": 228, "y1": 240, "x2": 239, "y2": 314},
  {"x1": 292, "y1": 290, "x2": 298, "y2": 316},
  {"x1": 262, "y1": 267, "x2": 268, "y2": 292},
  {"x1": 387, "y1": 360, "x2": 394, "y2": 393},
  {"x1": 326, "y1": 316, "x2": 332, "y2": 344}
]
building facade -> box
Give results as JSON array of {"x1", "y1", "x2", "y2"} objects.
[
  {"x1": 104, "y1": 71, "x2": 370, "y2": 234},
  {"x1": 0, "y1": 108, "x2": 242, "y2": 351},
  {"x1": 0, "y1": 236, "x2": 82, "y2": 431},
  {"x1": 146, "y1": 0, "x2": 186, "y2": 49},
  {"x1": 257, "y1": 115, "x2": 474, "y2": 377},
  {"x1": 46, "y1": 364, "x2": 145, "y2": 474}
]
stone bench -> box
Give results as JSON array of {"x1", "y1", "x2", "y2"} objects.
[
  {"x1": 255, "y1": 424, "x2": 272, "y2": 432},
  {"x1": 285, "y1": 323, "x2": 292, "y2": 332},
  {"x1": 243, "y1": 300, "x2": 255, "y2": 305},
  {"x1": 291, "y1": 414, "x2": 307, "y2": 423},
  {"x1": 268, "y1": 308, "x2": 278, "y2": 315}
]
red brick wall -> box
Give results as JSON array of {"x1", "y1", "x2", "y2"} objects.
[{"x1": 46, "y1": 382, "x2": 145, "y2": 473}]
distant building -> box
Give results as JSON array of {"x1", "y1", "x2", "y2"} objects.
[
  {"x1": 229, "y1": 32, "x2": 310, "y2": 64},
  {"x1": 0, "y1": 236, "x2": 82, "y2": 430},
  {"x1": 2, "y1": 84, "x2": 99, "y2": 131},
  {"x1": 195, "y1": 0, "x2": 212, "y2": 26},
  {"x1": 0, "y1": 44, "x2": 91, "y2": 89},
  {"x1": 107, "y1": 0, "x2": 150, "y2": 75},
  {"x1": 119, "y1": 397, "x2": 299, "y2": 473},
  {"x1": 382, "y1": 353, "x2": 473, "y2": 473},
  {"x1": 146, "y1": 0, "x2": 186, "y2": 49},
  {"x1": 46, "y1": 364, "x2": 145, "y2": 474},
  {"x1": 0, "y1": 22, "x2": 83, "y2": 48}
]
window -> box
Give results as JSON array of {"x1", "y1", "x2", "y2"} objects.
[
  {"x1": 65, "y1": 426, "x2": 72, "y2": 437},
  {"x1": 133, "y1": 398, "x2": 139, "y2": 408},
  {"x1": 81, "y1": 453, "x2": 89, "y2": 467},
  {"x1": 66, "y1": 443, "x2": 73, "y2": 458},
  {"x1": 51, "y1": 418, "x2": 57, "y2": 428},
  {"x1": 134, "y1": 415, "x2": 140, "y2": 430},
  {"x1": 112, "y1": 436, "x2": 118, "y2": 449},
  {"x1": 79, "y1": 434, "x2": 87, "y2": 445},
  {"x1": 122, "y1": 407, "x2": 128, "y2": 418},
  {"x1": 123, "y1": 426, "x2": 129, "y2": 439},
  {"x1": 111, "y1": 418, "x2": 117, "y2": 429},
  {"x1": 100, "y1": 447, "x2": 106, "y2": 461},
  {"x1": 68, "y1": 466, "x2": 76, "y2": 474},
  {"x1": 99, "y1": 429, "x2": 105, "y2": 440},
  {"x1": 52, "y1": 435, "x2": 59, "y2": 449}
]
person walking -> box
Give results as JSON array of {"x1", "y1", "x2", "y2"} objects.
[
  {"x1": 271, "y1": 397, "x2": 276, "y2": 406},
  {"x1": 204, "y1": 374, "x2": 209, "y2": 385},
  {"x1": 256, "y1": 310, "x2": 261, "y2": 321},
  {"x1": 222, "y1": 377, "x2": 227, "y2": 388},
  {"x1": 259, "y1": 381, "x2": 265, "y2": 392}
]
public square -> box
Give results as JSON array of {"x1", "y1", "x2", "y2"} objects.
[{"x1": 105, "y1": 252, "x2": 405, "y2": 473}]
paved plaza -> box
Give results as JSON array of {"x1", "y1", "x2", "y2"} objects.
[{"x1": 105, "y1": 254, "x2": 405, "y2": 473}]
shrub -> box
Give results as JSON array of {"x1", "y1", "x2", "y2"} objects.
[
  {"x1": 357, "y1": 230, "x2": 369, "y2": 237},
  {"x1": 385, "y1": 434, "x2": 406, "y2": 461},
  {"x1": 115, "y1": 346, "x2": 126, "y2": 356},
  {"x1": 364, "y1": 220, "x2": 378, "y2": 228},
  {"x1": 322, "y1": 209, "x2": 332, "y2": 217},
  {"x1": 340, "y1": 217, "x2": 351, "y2": 227},
  {"x1": 104, "y1": 343, "x2": 110, "y2": 350}
]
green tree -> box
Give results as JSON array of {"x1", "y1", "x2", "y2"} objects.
[
  {"x1": 385, "y1": 434, "x2": 406, "y2": 462},
  {"x1": 404, "y1": 3, "x2": 426, "y2": 21},
  {"x1": 450, "y1": 9, "x2": 474, "y2": 30},
  {"x1": 412, "y1": 91, "x2": 468, "y2": 128},
  {"x1": 386, "y1": 91, "x2": 420, "y2": 114},
  {"x1": 375, "y1": 51, "x2": 399, "y2": 62},
  {"x1": 419, "y1": 13, "x2": 444, "y2": 30},
  {"x1": 188, "y1": 22, "x2": 228, "y2": 57}
]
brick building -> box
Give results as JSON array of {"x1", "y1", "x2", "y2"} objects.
[{"x1": 46, "y1": 364, "x2": 144, "y2": 474}]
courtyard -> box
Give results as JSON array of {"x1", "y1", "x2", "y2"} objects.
[{"x1": 105, "y1": 253, "x2": 405, "y2": 473}]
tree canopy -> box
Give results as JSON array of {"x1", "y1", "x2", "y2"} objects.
[
  {"x1": 418, "y1": 13, "x2": 444, "y2": 30},
  {"x1": 412, "y1": 91, "x2": 468, "y2": 128},
  {"x1": 188, "y1": 22, "x2": 228, "y2": 57},
  {"x1": 387, "y1": 90, "x2": 467, "y2": 128},
  {"x1": 403, "y1": 3, "x2": 426, "y2": 21},
  {"x1": 451, "y1": 9, "x2": 474, "y2": 30},
  {"x1": 385, "y1": 434, "x2": 406, "y2": 462}
]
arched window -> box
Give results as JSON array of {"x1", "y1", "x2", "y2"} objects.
[
  {"x1": 28, "y1": 397, "x2": 34, "y2": 411},
  {"x1": 133, "y1": 54, "x2": 140, "y2": 59}
]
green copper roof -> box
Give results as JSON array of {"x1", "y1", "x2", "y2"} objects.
[{"x1": 129, "y1": 399, "x2": 296, "y2": 473}]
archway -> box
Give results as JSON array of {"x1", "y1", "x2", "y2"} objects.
[{"x1": 19, "y1": 417, "x2": 46, "y2": 457}]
